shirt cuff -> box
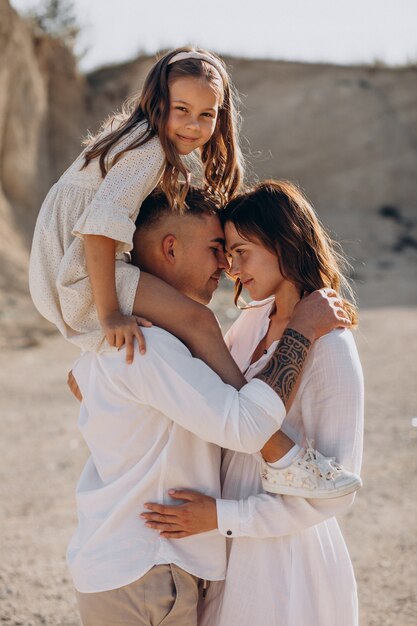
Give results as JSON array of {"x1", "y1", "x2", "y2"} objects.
[
  {"x1": 216, "y1": 499, "x2": 244, "y2": 538},
  {"x1": 240, "y1": 379, "x2": 286, "y2": 428}
]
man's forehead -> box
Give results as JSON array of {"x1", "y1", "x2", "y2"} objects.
[
  {"x1": 182, "y1": 211, "x2": 224, "y2": 237},
  {"x1": 203, "y1": 211, "x2": 223, "y2": 230},
  {"x1": 150, "y1": 210, "x2": 224, "y2": 246}
]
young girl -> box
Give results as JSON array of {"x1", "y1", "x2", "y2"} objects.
[
  {"x1": 142, "y1": 181, "x2": 364, "y2": 626},
  {"x1": 29, "y1": 46, "x2": 245, "y2": 385}
]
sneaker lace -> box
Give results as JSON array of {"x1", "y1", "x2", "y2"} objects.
[{"x1": 298, "y1": 440, "x2": 337, "y2": 480}]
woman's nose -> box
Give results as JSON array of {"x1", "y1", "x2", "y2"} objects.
[{"x1": 229, "y1": 258, "x2": 240, "y2": 277}]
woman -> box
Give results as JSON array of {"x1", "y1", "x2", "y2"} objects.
[{"x1": 144, "y1": 180, "x2": 364, "y2": 626}]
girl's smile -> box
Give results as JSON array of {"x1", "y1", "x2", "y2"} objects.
[{"x1": 167, "y1": 76, "x2": 220, "y2": 155}]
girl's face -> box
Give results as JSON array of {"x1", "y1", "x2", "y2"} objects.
[
  {"x1": 166, "y1": 76, "x2": 220, "y2": 155},
  {"x1": 225, "y1": 221, "x2": 290, "y2": 301}
]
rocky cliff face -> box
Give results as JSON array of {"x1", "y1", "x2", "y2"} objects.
[
  {"x1": 1, "y1": 2, "x2": 85, "y2": 219},
  {"x1": 0, "y1": 0, "x2": 86, "y2": 344},
  {"x1": 1, "y1": 0, "x2": 45, "y2": 289},
  {"x1": 1, "y1": 0, "x2": 416, "y2": 346}
]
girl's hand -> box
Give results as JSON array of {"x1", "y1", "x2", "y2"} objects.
[
  {"x1": 101, "y1": 311, "x2": 152, "y2": 364},
  {"x1": 141, "y1": 489, "x2": 218, "y2": 539}
]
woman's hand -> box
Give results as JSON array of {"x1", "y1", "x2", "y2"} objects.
[
  {"x1": 141, "y1": 489, "x2": 218, "y2": 539},
  {"x1": 101, "y1": 311, "x2": 152, "y2": 363}
]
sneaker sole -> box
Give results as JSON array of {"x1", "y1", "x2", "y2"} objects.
[{"x1": 261, "y1": 477, "x2": 363, "y2": 499}]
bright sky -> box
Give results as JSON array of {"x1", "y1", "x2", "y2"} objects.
[{"x1": 10, "y1": 0, "x2": 417, "y2": 72}]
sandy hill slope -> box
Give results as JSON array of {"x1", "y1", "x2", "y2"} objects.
[
  {"x1": 0, "y1": 0, "x2": 416, "y2": 346},
  {"x1": 85, "y1": 56, "x2": 417, "y2": 309}
]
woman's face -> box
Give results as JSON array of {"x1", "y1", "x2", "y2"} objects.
[{"x1": 225, "y1": 221, "x2": 290, "y2": 301}]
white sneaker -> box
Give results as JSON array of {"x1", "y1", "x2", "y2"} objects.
[{"x1": 261, "y1": 442, "x2": 362, "y2": 498}]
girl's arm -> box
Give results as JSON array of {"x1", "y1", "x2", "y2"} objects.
[
  {"x1": 73, "y1": 136, "x2": 166, "y2": 362},
  {"x1": 84, "y1": 234, "x2": 151, "y2": 364},
  {"x1": 141, "y1": 330, "x2": 364, "y2": 538}
]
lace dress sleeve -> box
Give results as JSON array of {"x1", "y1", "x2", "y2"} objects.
[{"x1": 73, "y1": 135, "x2": 165, "y2": 253}]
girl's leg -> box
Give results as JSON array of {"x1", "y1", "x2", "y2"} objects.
[{"x1": 133, "y1": 272, "x2": 247, "y2": 389}]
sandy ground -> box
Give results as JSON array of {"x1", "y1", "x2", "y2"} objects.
[{"x1": 1, "y1": 304, "x2": 417, "y2": 626}]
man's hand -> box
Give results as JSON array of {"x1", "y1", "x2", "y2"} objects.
[
  {"x1": 289, "y1": 288, "x2": 350, "y2": 343},
  {"x1": 140, "y1": 490, "x2": 217, "y2": 539},
  {"x1": 67, "y1": 370, "x2": 83, "y2": 402}
]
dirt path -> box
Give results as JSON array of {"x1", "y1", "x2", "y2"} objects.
[{"x1": 1, "y1": 307, "x2": 416, "y2": 625}]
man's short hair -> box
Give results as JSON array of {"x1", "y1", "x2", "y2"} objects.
[{"x1": 135, "y1": 187, "x2": 220, "y2": 231}]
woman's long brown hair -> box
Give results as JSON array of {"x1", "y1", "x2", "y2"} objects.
[
  {"x1": 82, "y1": 46, "x2": 244, "y2": 209},
  {"x1": 221, "y1": 180, "x2": 358, "y2": 325}
]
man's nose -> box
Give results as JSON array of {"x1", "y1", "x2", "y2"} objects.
[{"x1": 217, "y1": 249, "x2": 228, "y2": 270}]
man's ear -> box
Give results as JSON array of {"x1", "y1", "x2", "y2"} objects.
[{"x1": 161, "y1": 234, "x2": 177, "y2": 264}]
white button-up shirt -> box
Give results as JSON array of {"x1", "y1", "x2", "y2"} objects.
[{"x1": 67, "y1": 326, "x2": 285, "y2": 593}]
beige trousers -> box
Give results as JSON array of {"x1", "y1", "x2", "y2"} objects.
[{"x1": 76, "y1": 564, "x2": 199, "y2": 626}]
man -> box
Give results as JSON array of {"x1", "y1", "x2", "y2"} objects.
[{"x1": 69, "y1": 187, "x2": 349, "y2": 626}]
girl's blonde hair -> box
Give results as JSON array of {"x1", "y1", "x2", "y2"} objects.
[
  {"x1": 82, "y1": 46, "x2": 244, "y2": 209},
  {"x1": 221, "y1": 180, "x2": 358, "y2": 326}
]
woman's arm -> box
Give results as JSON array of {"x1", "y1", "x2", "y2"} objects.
[{"x1": 142, "y1": 330, "x2": 364, "y2": 538}]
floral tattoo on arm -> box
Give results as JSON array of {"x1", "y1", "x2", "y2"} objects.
[{"x1": 256, "y1": 328, "x2": 311, "y2": 407}]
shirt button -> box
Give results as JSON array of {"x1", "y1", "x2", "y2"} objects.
[{"x1": 226, "y1": 530, "x2": 232, "y2": 536}]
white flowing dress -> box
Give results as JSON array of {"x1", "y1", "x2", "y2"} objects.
[
  {"x1": 200, "y1": 299, "x2": 364, "y2": 626},
  {"x1": 29, "y1": 125, "x2": 165, "y2": 352}
]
